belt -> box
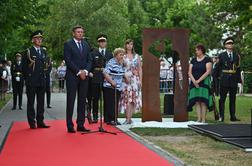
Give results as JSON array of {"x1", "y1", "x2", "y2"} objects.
[
  {"x1": 94, "y1": 67, "x2": 104, "y2": 71},
  {"x1": 222, "y1": 70, "x2": 236, "y2": 74},
  {"x1": 15, "y1": 72, "x2": 22, "y2": 76}
]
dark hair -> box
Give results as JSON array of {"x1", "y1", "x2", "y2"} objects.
[
  {"x1": 72, "y1": 25, "x2": 84, "y2": 32},
  {"x1": 195, "y1": 44, "x2": 206, "y2": 54},
  {"x1": 124, "y1": 39, "x2": 135, "y2": 54}
]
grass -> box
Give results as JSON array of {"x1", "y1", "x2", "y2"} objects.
[
  {"x1": 129, "y1": 95, "x2": 252, "y2": 166},
  {"x1": 119, "y1": 95, "x2": 252, "y2": 123},
  {"x1": 0, "y1": 94, "x2": 11, "y2": 110}
]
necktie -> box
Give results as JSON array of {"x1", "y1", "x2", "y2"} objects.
[
  {"x1": 101, "y1": 49, "x2": 105, "y2": 56},
  {"x1": 229, "y1": 53, "x2": 233, "y2": 61},
  {"x1": 77, "y1": 42, "x2": 82, "y2": 53},
  {"x1": 37, "y1": 48, "x2": 41, "y2": 58}
]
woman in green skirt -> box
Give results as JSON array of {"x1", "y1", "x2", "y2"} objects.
[{"x1": 188, "y1": 44, "x2": 213, "y2": 123}]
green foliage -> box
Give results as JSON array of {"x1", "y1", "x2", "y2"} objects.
[
  {"x1": 43, "y1": 0, "x2": 129, "y2": 62},
  {"x1": 0, "y1": 0, "x2": 49, "y2": 59},
  {"x1": 1, "y1": 0, "x2": 251, "y2": 91}
]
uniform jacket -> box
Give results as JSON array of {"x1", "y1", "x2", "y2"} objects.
[
  {"x1": 216, "y1": 51, "x2": 241, "y2": 87},
  {"x1": 22, "y1": 47, "x2": 48, "y2": 87},
  {"x1": 90, "y1": 48, "x2": 113, "y2": 83}
]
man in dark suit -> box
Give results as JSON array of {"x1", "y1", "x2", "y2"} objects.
[
  {"x1": 87, "y1": 34, "x2": 113, "y2": 123},
  {"x1": 11, "y1": 53, "x2": 24, "y2": 110},
  {"x1": 22, "y1": 30, "x2": 50, "y2": 129},
  {"x1": 216, "y1": 37, "x2": 242, "y2": 122},
  {"x1": 64, "y1": 25, "x2": 92, "y2": 133}
]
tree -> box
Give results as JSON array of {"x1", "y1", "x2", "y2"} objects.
[
  {"x1": 42, "y1": 0, "x2": 129, "y2": 62},
  {"x1": 0, "y1": 0, "x2": 49, "y2": 59}
]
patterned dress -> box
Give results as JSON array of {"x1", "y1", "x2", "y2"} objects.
[
  {"x1": 188, "y1": 56, "x2": 213, "y2": 112},
  {"x1": 119, "y1": 54, "x2": 142, "y2": 113}
]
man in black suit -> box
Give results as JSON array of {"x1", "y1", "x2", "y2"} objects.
[
  {"x1": 11, "y1": 53, "x2": 24, "y2": 110},
  {"x1": 22, "y1": 30, "x2": 50, "y2": 129},
  {"x1": 64, "y1": 25, "x2": 92, "y2": 133},
  {"x1": 216, "y1": 37, "x2": 242, "y2": 122},
  {"x1": 87, "y1": 34, "x2": 113, "y2": 123}
]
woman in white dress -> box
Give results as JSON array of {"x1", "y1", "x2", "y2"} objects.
[{"x1": 119, "y1": 39, "x2": 142, "y2": 124}]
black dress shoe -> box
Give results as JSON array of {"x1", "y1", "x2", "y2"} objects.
[
  {"x1": 107, "y1": 121, "x2": 116, "y2": 125},
  {"x1": 230, "y1": 118, "x2": 240, "y2": 121},
  {"x1": 67, "y1": 128, "x2": 76, "y2": 133},
  {"x1": 77, "y1": 127, "x2": 90, "y2": 132},
  {"x1": 47, "y1": 105, "x2": 52, "y2": 108},
  {"x1": 37, "y1": 123, "x2": 50, "y2": 128},
  {"x1": 30, "y1": 124, "x2": 37, "y2": 129},
  {"x1": 93, "y1": 119, "x2": 98, "y2": 123},
  {"x1": 19, "y1": 107, "x2": 23, "y2": 110}
]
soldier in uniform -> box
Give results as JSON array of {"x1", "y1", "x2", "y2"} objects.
[
  {"x1": 44, "y1": 47, "x2": 52, "y2": 109},
  {"x1": 88, "y1": 34, "x2": 113, "y2": 123},
  {"x1": 216, "y1": 37, "x2": 242, "y2": 122},
  {"x1": 22, "y1": 30, "x2": 50, "y2": 129},
  {"x1": 11, "y1": 53, "x2": 24, "y2": 110}
]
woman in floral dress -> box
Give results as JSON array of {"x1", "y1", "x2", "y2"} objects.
[{"x1": 119, "y1": 39, "x2": 142, "y2": 124}]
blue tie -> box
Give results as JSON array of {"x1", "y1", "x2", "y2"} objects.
[
  {"x1": 101, "y1": 49, "x2": 105, "y2": 56},
  {"x1": 78, "y1": 42, "x2": 82, "y2": 53}
]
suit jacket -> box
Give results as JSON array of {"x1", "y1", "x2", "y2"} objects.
[
  {"x1": 64, "y1": 39, "x2": 92, "y2": 79},
  {"x1": 22, "y1": 47, "x2": 48, "y2": 87},
  {"x1": 216, "y1": 51, "x2": 241, "y2": 87},
  {"x1": 11, "y1": 61, "x2": 24, "y2": 84},
  {"x1": 90, "y1": 48, "x2": 113, "y2": 83}
]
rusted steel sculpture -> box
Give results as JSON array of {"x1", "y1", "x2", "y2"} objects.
[{"x1": 142, "y1": 28, "x2": 190, "y2": 122}]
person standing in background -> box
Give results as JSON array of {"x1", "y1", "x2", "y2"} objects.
[
  {"x1": 188, "y1": 44, "x2": 213, "y2": 123},
  {"x1": 6, "y1": 61, "x2": 12, "y2": 93},
  {"x1": 11, "y1": 53, "x2": 24, "y2": 110},
  {"x1": 216, "y1": 37, "x2": 242, "y2": 122},
  {"x1": 57, "y1": 61, "x2": 66, "y2": 92},
  {"x1": 45, "y1": 53, "x2": 52, "y2": 109},
  {"x1": 87, "y1": 34, "x2": 113, "y2": 123},
  {"x1": 119, "y1": 39, "x2": 142, "y2": 125}
]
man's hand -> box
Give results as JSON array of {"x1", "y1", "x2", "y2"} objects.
[{"x1": 79, "y1": 70, "x2": 86, "y2": 80}]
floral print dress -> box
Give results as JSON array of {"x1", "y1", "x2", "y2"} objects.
[{"x1": 119, "y1": 54, "x2": 142, "y2": 113}]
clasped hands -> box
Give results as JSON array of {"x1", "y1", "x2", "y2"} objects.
[
  {"x1": 79, "y1": 70, "x2": 87, "y2": 80},
  {"x1": 193, "y1": 79, "x2": 200, "y2": 88}
]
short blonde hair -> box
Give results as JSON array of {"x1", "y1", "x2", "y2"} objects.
[{"x1": 113, "y1": 48, "x2": 125, "y2": 57}]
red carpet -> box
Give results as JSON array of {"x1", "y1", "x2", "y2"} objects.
[{"x1": 0, "y1": 120, "x2": 173, "y2": 166}]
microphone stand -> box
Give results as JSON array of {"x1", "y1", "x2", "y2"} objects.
[{"x1": 82, "y1": 73, "x2": 116, "y2": 135}]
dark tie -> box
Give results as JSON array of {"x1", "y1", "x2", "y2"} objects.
[
  {"x1": 77, "y1": 42, "x2": 83, "y2": 53},
  {"x1": 37, "y1": 48, "x2": 41, "y2": 58},
  {"x1": 229, "y1": 53, "x2": 233, "y2": 61},
  {"x1": 101, "y1": 49, "x2": 105, "y2": 56}
]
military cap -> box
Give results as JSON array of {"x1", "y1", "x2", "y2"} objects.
[
  {"x1": 16, "y1": 52, "x2": 22, "y2": 57},
  {"x1": 96, "y1": 33, "x2": 107, "y2": 42},
  {"x1": 223, "y1": 37, "x2": 234, "y2": 45},
  {"x1": 31, "y1": 30, "x2": 43, "y2": 39}
]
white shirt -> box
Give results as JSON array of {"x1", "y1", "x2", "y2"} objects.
[
  {"x1": 73, "y1": 38, "x2": 82, "y2": 49},
  {"x1": 226, "y1": 50, "x2": 233, "y2": 58},
  {"x1": 33, "y1": 46, "x2": 41, "y2": 54}
]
